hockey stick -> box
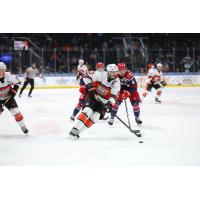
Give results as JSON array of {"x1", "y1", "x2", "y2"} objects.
[
  {"x1": 124, "y1": 99, "x2": 142, "y2": 137},
  {"x1": 2, "y1": 96, "x2": 12, "y2": 108},
  {"x1": 0, "y1": 96, "x2": 12, "y2": 115},
  {"x1": 97, "y1": 97, "x2": 141, "y2": 137},
  {"x1": 115, "y1": 115, "x2": 141, "y2": 137},
  {"x1": 124, "y1": 99, "x2": 132, "y2": 130},
  {"x1": 124, "y1": 99, "x2": 141, "y2": 135}
]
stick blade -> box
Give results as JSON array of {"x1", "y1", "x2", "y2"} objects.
[{"x1": 130, "y1": 129, "x2": 142, "y2": 137}]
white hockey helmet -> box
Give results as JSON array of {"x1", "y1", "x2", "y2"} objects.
[
  {"x1": 157, "y1": 63, "x2": 162, "y2": 67},
  {"x1": 156, "y1": 63, "x2": 163, "y2": 70},
  {"x1": 78, "y1": 59, "x2": 84, "y2": 65},
  {"x1": 0, "y1": 62, "x2": 7, "y2": 70},
  {"x1": 106, "y1": 64, "x2": 118, "y2": 72},
  {"x1": 106, "y1": 64, "x2": 118, "y2": 79}
]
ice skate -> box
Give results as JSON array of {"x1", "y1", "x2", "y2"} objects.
[
  {"x1": 21, "y1": 126, "x2": 29, "y2": 134},
  {"x1": 155, "y1": 97, "x2": 161, "y2": 104},
  {"x1": 108, "y1": 117, "x2": 114, "y2": 125},
  {"x1": 69, "y1": 127, "x2": 79, "y2": 139},
  {"x1": 70, "y1": 115, "x2": 75, "y2": 121},
  {"x1": 135, "y1": 117, "x2": 142, "y2": 125}
]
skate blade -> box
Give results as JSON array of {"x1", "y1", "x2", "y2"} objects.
[
  {"x1": 108, "y1": 123, "x2": 113, "y2": 126},
  {"x1": 103, "y1": 116, "x2": 109, "y2": 120},
  {"x1": 67, "y1": 135, "x2": 79, "y2": 140}
]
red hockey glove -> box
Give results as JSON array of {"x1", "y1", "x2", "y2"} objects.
[
  {"x1": 122, "y1": 90, "x2": 130, "y2": 99},
  {"x1": 79, "y1": 85, "x2": 86, "y2": 94}
]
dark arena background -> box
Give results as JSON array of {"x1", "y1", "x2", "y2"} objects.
[{"x1": 1, "y1": 33, "x2": 200, "y2": 75}]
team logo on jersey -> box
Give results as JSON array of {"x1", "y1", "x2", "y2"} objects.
[{"x1": 96, "y1": 84, "x2": 111, "y2": 97}]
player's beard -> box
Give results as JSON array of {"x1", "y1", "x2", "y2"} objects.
[{"x1": 0, "y1": 71, "x2": 5, "y2": 78}]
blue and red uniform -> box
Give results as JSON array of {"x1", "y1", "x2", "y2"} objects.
[{"x1": 109, "y1": 63, "x2": 142, "y2": 125}]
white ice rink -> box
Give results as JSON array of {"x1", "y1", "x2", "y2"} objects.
[{"x1": 0, "y1": 87, "x2": 200, "y2": 165}]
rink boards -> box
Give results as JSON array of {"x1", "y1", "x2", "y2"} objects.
[{"x1": 18, "y1": 74, "x2": 200, "y2": 89}]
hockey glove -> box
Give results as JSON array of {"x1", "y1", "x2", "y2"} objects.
[
  {"x1": 122, "y1": 90, "x2": 130, "y2": 99},
  {"x1": 105, "y1": 101, "x2": 112, "y2": 113},
  {"x1": 9, "y1": 85, "x2": 19, "y2": 99},
  {"x1": 79, "y1": 85, "x2": 86, "y2": 94},
  {"x1": 86, "y1": 83, "x2": 96, "y2": 100},
  {"x1": 161, "y1": 81, "x2": 167, "y2": 86}
]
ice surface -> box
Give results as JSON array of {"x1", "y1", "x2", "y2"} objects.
[{"x1": 0, "y1": 87, "x2": 200, "y2": 165}]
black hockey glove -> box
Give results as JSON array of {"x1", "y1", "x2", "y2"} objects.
[
  {"x1": 161, "y1": 81, "x2": 167, "y2": 86},
  {"x1": 9, "y1": 85, "x2": 19, "y2": 99},
  {"x1": 86, "y1": 83, "x2": 96, "y2": 100},
  {"x1": 105, "y1": 101, "x2": 112, "y2": 113}
]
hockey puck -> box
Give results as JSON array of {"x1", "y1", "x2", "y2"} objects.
[{"x1": 139, "y1": 141, "x2": 143, "y2": 143}]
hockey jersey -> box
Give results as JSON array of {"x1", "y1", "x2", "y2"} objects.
[
  {"x1": 146, "y1": 68, "x2": 164, "y2": 83},
  {"x1": 77, "y1": 64, "x2": 88, "y2": 84},
  {"x1": 118, "y1": 70, "x2": 137, "y2": 92},
  {"x1": 83, "y1": 71, "x2": 120, "y2": 105},
  {"x1": 0, "y1": 72, "x2": 20, "y2": 101},
  {"x1": 77, "y1": 64, "x2": 88, "y2": 76}
]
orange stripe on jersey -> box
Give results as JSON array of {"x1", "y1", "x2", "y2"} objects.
[
  {"x1": 77, "y1": 112, "x2": 94, "y2": 128},
  {"x1": 15, "y1": 113, "x2": 24, "y2": 121}
]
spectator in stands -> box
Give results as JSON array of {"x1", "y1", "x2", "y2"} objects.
[
  {"x1": 183, "y1": 55, "x2": 193, "y2": 73},
  {"x1": 194, "y1": 56, "x2": 200, "y2": 72},
  {"x1": 2, "y1": 33, "x2": 200, "y2": 73}
]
